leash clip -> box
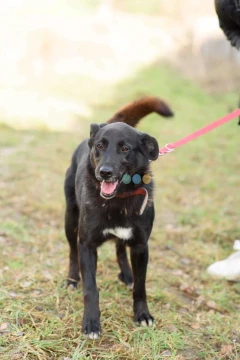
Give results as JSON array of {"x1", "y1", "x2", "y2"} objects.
[{"x1": 159, "y1": 143, "x2": 175, "y2": 156}]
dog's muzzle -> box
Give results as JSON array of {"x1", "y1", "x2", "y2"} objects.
[{"x1": 95, "y1": 166, "x2": 120, "y2": 199}]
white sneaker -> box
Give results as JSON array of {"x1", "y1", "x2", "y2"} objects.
[{"x1": 207, "y1": 240, "x2": 240, "y2": 281}]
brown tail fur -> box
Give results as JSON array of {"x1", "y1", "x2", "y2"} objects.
[{"x1": 107, "y1": 96, "x2": 174, "y2": 128}]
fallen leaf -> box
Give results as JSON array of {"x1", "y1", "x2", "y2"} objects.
[
  {"x1": 180, "y1": 283, "x2": 196, "y2": 295},
  {"x1": 196, "y1": 295, "x2": 205, "y2": 306},
  {"x1": 164, "y1": 303, "x2": 171, "y2": 309},
  {"x1": 11, "y1": 353, "x2": 24, "y2": 360},
  {"x1": 196, "y1": 313, "x2": 202, "y2": 321},
  {"x1": 206, "y1": 300, "x2": 218, "y2": 310},
  {"x1": 20, "y1": 280, "x2": 32, "y2": 288},
  {"x1": 208, "y1": 309, "x2": 215, "y2": 315},
  {"x1": 35, "y1": 306, "x2": 43, "y2": 311},
  {"x1": 15, "y1": 332, "x2": 25, "y2": 337},
  {"x1": 180, "y1": 257, "x2": 191, "y2": 265},
  {"x1": 42, "y1": 270, "x2": 53, "y2": 280},
  {"x1": 0, "y1": 235, "x2": 6, "y2": 244},
  {"x1": 166, "y1": 224, "x2": 183, "y2": 233},
  {"x1": 172, "y1": 269, "x2": 184, "y2": 277},
  {"x1": 57, "y1": 313, "x2": 65, "y2": 319},
  {"x1": 178, "y1": 308, "x2": 188, "y2": 314},
  {"x1": 191, "y1": 323, "x2": 200, "y2": 329},
  {"x1": 168, "y1": 324, "x2": 178, "y2": 333},
  {"x1": 161, "y1": 350, "x2": 172, "y2": 357},
  {"x1": 0, "y1": 322, "x2": 9, "y2": 331},
  {"x1": 221, "y1": 344, "x2": 233, "y2": 355},
  {"x1": 31, "y1": 290, "x2": 42, "y2": 296},
  {"x1": 17, "y1": 318, "x2": 28, "y2": 326}
]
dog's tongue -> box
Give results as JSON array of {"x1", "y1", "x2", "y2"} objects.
[{"x1": 101, "y1": 181, "x2": 118, "y2": 195}]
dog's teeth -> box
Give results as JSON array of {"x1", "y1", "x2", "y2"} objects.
[
  {"x1": 141, "y1": 320, "x2": 147, "y2": 327},
  {"x1": 86, "y1": 332, "x2": 100, "y2": 340}
]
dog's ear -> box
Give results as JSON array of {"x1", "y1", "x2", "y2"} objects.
[
  {"x1": 88, "y1": 123, "x2": 107, "y2": 148},
  {"x1": 140, "y1": 134, "x2": 159, "y2": 161}
]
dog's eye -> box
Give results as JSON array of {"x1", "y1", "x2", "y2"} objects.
[
  {"x1": 121, "y1": 146, "x2": 129, "y2": 152},
  {"x1": 96, "y1": 143, "x2": 103, "y2": 150}
]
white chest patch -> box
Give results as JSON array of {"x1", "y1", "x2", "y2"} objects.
[{"x1": 102, "y1": 227, "x2": 133, "y2": 241}]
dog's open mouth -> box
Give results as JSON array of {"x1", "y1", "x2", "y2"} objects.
[{"x1": 100, "y1": 180, "x2": 119, "y2": 199}]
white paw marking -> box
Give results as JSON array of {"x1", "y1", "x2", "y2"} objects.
[
  {"x1": 86, "y1": 332, "x2": 100, "y2": 340},
  {"x1": 127, "y1": 283, "x2": 134, "y2": 290},
  {"x1": 103, "y1": 227, "x2": 132, "y2": 241},
  {"x1": 67, "y1": 284, "x2": 76, "y2": 292},
  {"x1": 140, "y1": 319, "x2": 154, "y2": 327},
  {"x1": 148, "y1": 319, "x2": 154, "y2": 327}
]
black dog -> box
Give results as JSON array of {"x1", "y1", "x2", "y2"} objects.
[{"x1": 64, "y1": 96, "x2": 173, "y2": 339}]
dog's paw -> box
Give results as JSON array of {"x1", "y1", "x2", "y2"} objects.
[
  {"x1": 127, "y1": 282, "x2": 134, "y2": 290},
  {"x1": 66, "y1": 278, "x2": 80, "y2": 289},
  {"x1": 135, "y1": 312, "x2": 154, "y2": 327},
  {"x1": 118, "y1": 271, "x2": 133, "y2": 288},
  {"x1": 67, "y1": 283, "x2": 78, "y2": 292},
  {"x1": 85, "y1": 331, "x2": 101, "y2": 340},
  {"x1": 82, "y1": 317, "x2": 101, "y2": 340}
]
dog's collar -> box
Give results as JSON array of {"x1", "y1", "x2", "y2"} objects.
[
  {"x1": 115, "y1": 187, "x2": 148, "y2": 215},
  {"x1": 115, "y1": 187, "x2": 146, "y2": 198}
]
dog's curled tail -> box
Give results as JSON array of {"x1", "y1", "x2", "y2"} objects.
[{"x1": 107, "y1": 96, "x2": 174, "y2": 127}]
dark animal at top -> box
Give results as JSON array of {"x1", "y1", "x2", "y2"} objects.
[
  {"x1": 215, "y1": 0, "x2": 240, "y2": 123},
  {"x1": 64, "y1": 96, "x2": 174, "y2": 339},
  {"x1": 215, "y1": 0, "x2": 240, "y2": 49}
]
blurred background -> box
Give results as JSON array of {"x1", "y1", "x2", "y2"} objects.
[{"x1": 1, "y1": 0, "x2": 240, "y2": 130}]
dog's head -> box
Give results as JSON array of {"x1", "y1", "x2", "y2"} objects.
[{"x1": 88, "y1": 122, "x2": 159, "y2": 199}]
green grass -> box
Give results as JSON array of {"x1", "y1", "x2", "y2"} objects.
[{"x1": 1, "y1": 62, "x2": 240, "y2": 359}]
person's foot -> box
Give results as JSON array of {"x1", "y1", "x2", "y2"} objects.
[{"x1": 207, "y1": 240, "x2": 240, "y2": 281}]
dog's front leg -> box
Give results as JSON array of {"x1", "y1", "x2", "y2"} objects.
[
  {"x1": 130, "y1": 244, "x2": 154, "y2": 326},
  {"x1": 79, "y1": 242, "x2": 101, "y2": 339}
]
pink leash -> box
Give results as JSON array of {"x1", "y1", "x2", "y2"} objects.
[{"x1": 159, "y1": 109, "x2": 240, "y2": 155}]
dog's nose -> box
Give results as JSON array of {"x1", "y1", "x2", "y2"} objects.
[{"x1": 99, "y1": 166, "x2": 113, "y2": 179}]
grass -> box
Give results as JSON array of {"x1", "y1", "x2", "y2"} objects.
[{"x1": 1, "y1": 61, "x2": 240, "y2": 359}]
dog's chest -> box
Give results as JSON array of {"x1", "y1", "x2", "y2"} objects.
[{"x1": 102, "y1": 227, "x2": 133, "y2": 241}]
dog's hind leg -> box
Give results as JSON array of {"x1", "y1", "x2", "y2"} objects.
[
  {"x1": 116, "y1": 241, "x2": 133, "y2": 288},
  {"x1": 65, "y1": 203, "x2": 80, "y2": 287},
  {"x1": 64, "y1": 167, "x2": 80, "y2": 288}
]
